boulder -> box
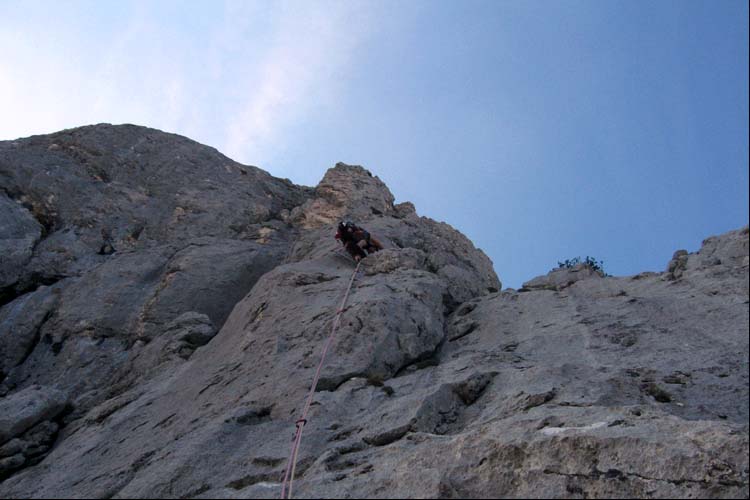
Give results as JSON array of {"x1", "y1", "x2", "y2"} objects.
[
  {"x1": 284, "y1": 163, "x2": 394, "y2": 228},
  {"x1": 522, "y1": 262, "x2": 603, "y2": 291},
  {"x1": 666, "y1": 249, "x2": 689, "y2": 279},
  {"x1": 164, "y1": 312, "x2": 217, "y2": 359},
  {"x1": 0, "y1": 285, "x2": 59, "y2": 378},
  {"x1": 0, "y1": 385, "x2": 68, "y2": 444}
]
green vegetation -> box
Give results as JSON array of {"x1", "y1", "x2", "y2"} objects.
[{"x1": 557, "y1": 256, "x2": 608, "y2": 276}]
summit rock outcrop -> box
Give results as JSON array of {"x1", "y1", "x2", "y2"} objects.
[{"x1": 0, "y1": 125, "x2": 747, "y2": 498}]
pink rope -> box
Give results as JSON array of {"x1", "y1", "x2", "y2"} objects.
[{"x1": 280, "y1": 261, "x2": 362, "y2": 499}]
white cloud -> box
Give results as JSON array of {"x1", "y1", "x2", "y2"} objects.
[
  {"x1": 0, "y1": 24, "x2": 82, "y2": 139},
  {"x1": 0, "y1": 3, "x2": 185, "y2": 140},
  {"x1": 220, "y1": 1, "x2": 377, "y2": 167},
  {"x1": 0, "y1": 0, "x2": 378, "y2": 170}
]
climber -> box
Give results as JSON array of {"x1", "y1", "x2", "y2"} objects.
[{"x1": 335, "y1": 221, "x2": 383, "y2": 262}]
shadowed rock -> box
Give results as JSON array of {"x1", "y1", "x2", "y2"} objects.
[
  {"x1": 0, "y1": 385, "x2": 68, "y2": 444},
  {"x1": 0, "y1": 193, "x2": 43, "y2": 304},
  {"x1": 164, "y1": 311, "x2": 217, "y2": 359},
  {"x1": 521, "y1": 262, "x2": 603, "y2": 291}
]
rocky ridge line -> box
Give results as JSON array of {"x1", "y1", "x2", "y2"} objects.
[{"x1": 0, "y1": 124, "x2": 747, "y2": 498}]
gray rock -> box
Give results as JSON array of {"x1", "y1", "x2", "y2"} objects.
[
  {"x1": 285, "y1": 163, "x2": 394, "y2": 228},
  {"x1": 2, "y1": 237, "x2": 290, "y2": 415},
  {"x1": 286, "y1": 215, "x2": 500, "y2": 307},
  {"x1": 0, "y1": 193, "x2": 43, "y2": 301},
  {"x1": 522, "y1": 262, "x2": 603, "y2": 291},
  {"x1": 0, "y1": 385, "x2": 68, "y2": 444},
  {"x1": 23, "y1": 228, "x2": 104, "y2": 285},
  {"x1": 320, "y1": 267, "x2": 446, "y2": 387},
  {"x1": 692, "y1": 226, "x2": 749, "y2": 269},
  {"x1": 393, "y1": 201, "x2": 417, "y2": 218},
  {"x1": 362, "y1": 248, "x2": 428, "y2": 275},
  {"x1": 3, "y1": 226, "x2": 745, "y2": 499},
  {"x1": 0, "y1": 455, "x2": 25, "y2": 477},
  {"x1": 0, "y1": 125, "x2": 745, "y2": 499},
  {"x1": 0, "y1": 421, "x2": 60, "y2": 478},
  {"x1": 164, "y1": 312, "x2": 216, "y2": 359},
  {"x1": 0, "y1": 439, "x2": 24, "y2": 458},
  {"x1": 0, "y1": 285, "x2": 59, "y2": 377},
  {"x1": 0, "y1": 124, "x2": 308, "y2": 248},
  {"x1": 666, "y1": 249, "x2": 689, "y2": 279},
  {"x1": 0, "y1": 125, "x2": 309, "y2": 308}
]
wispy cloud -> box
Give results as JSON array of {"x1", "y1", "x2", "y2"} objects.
[
  {"x1": 221, "y1": 1, "x2": 377, "y2": 167},
  {"x1": 0, "y1": 0, "x2": 377, "y2": 171},
  {"x1": 0, "y1": 1, "x2": 187, "y2": 140}
]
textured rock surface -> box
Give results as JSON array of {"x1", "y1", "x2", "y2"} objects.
[
  {"x1": 0, "y1": 285, "x2": 59, "y2": 379},
  {"x1": 283, "y1": 163, "x2": 395, "y2": 229},
  {"x1": 0, "y1": 125, "x2": 747, "y2": 499},
  {"x1": 0, "y1": 385, "x2": 68, "y2": 478},
  {"x1": 164, "y1": 311, "x2": 217, "y2": 359},
  {"x1": 0, "y1": 125, "x2": 306, "y2": 416},
  {"x1": 0, "y1": 193, "x2": 43, "y2": 303},
  {"x1": 0, "y1": 385, "x2": 68, "y2": 444},
  {"x1": 521, "y1": 262, "x2": 603, "y2": 291}
]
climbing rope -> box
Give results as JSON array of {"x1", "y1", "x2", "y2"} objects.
[{"x1": 280, "y1": 260, "x2": 362, "y2": 499}]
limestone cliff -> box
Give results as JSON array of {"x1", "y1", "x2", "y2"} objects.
[{"x1": 0, "y1": 125, "x2": 747, "y2": 498}]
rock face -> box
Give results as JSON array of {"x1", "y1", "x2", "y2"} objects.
[
  {"x1": 0, "y1": 125, "x2": 747, "y2": 499},
  {"x1": 521, "y1": 262, "x2": 604, "y2": 291},
  {"x1": 0, "y1": 385, "x2": 69, "y2": 478},
  {"x1": 0, "y1": 125, "x2": 307, "y2": 415},
  {"x1": 0, "y1": 194, "x2": 43, "y2": 304}
]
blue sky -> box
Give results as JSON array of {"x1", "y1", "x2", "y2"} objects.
[{"x1": 1, "y1": 0, "x2": 747, "y2": 288}]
